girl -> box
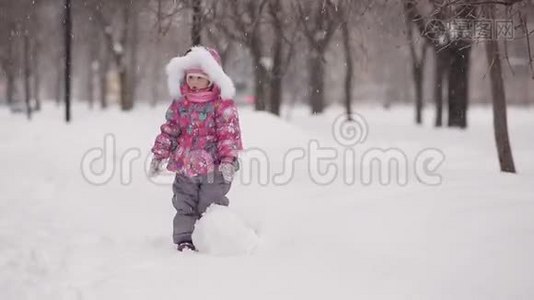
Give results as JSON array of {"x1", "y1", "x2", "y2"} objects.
[{"x1": 149, "y1": 46, "x2": 243, "y2": 252}]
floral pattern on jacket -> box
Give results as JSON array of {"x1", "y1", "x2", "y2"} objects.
[{"x1": 151, "y1": 91, "x2": 243, "y2": 177}]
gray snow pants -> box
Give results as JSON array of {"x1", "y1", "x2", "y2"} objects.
[{"x1": 171, "y1": 170, "x2": 231, "y2": 244}]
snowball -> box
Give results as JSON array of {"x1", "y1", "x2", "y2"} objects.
[{"x1": 192, "y1": 205, "x2": 261, "y2": 256}]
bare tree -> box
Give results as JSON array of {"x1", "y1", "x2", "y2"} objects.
[
  {"x1": 484, "y1": 3, "x2": 516, "y2": 173},
  {"x1": 212, "y1": 0, "x2": 269, "y2": 110},
  {"x1": 64, "y1": 0, "x2": 72, "y2": 121},
  {"x1": 266, "y1": 0, "x2": 298, "y2": 116},
  {"x1": 403, "y1": 5, "x2": 429, "y2": 124},
  {"x1": 295, "y1": 0, "x2": 341, "y2": 114},
  {"x1": 149, "y1": 0, "x2": 187, "y2": 36},
  {"x1": 86, "y1": 0, "x2": 140, "y2": 111},
  {"x1": 446, "y1": 5, "x2": 474, "y2": 128},
  {"x1": 0, "y1": 1, "x2": 18, "y2": 106},
  {"x1": 338, "y1": 0, "x2": 377, "y2": 121},
  {"x1": 23, "y1": 27, "x2": 32, "y2": 119},
  {"x1": 403, "y1": 0, "x2": 475, "y2": 128},
  {"x1": 191, "y1": 0, "x2": 202, "y2": 45},
  {"x1": 98, "y1": 44, "x2": 110, "y2": 109},
  {"x1": 433, "y1": 44, "x2": 449, "y2": 126},
  {"x1": 205, "y1": 25, "x2": 233, "y2": 67},
  {"x1": 31, "y1": 33, "x2": 42, "y2": 111},
  {"x1": 29, "y1": 0, "x2": 45, "y2": 112},
  {"x1": 0, "y1": 0, "x2": 38, "y2": 115},
  {"x1": 19, "y1": 0, "x2": 38, "y2": 119}
]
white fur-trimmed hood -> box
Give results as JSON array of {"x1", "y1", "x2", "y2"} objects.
[{"x1": 165, "y1": 46, "x2": 236, "y2": 100}]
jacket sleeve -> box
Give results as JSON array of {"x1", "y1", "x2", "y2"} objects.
[
  {"x1": 215, "y1": 99, "x2": 243, "y2": 164},
  {"x1": 151, "y1": 101, "x2": 181, "y2": 160}
]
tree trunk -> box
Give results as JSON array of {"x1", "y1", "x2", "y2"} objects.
[
  {"x1": 151, "y1": 73, "x2": 161, "y2": 107},
  {"x1": 23, "y1": 32, "x2": 32, "y2": 120},
  {"x1": 32, "y1": 42, "x2": 41, "y2": 111},
  {"x1": 128, "y1": 10, "x2": 139, "y2": 105},
  {"x1": 3, "y1": 33, "x2": 16, "y2": 106},
  {"x1": 115, "y1": 1, "x2": 132, "y2": 111},
  {"x1": 250, "y1": 40, "x2": 267, "y2": 111},
  {"x1": 404, "y1": 9, "x2": 425, "y2": 124},
  {"x1": 447, "y1": 45, "x2": 471, "y2": 128},
  {"x1": 4, "y1": 38, "x2": 16, "y2": 106},
  {"x1": 55, "y1": 54, "x2": 62, "y2": 106},
  {"x1": 269, "y1": 23, "x2": 283, "y2": 116},
  {"x1": 119, "y1": 68, "x2": 132, "y2": 110},
  {"x1": 86, "y1": 25, "x2": 100, "y2": 110},
  {"x1": 253, "y1": 59, "x2": 268, "y2": 111},
  {"x1": 6, "y1": 71, "x2": 15, "y2": 106},
  {"x1": 99, "y1": 59, "x2": 108, "y2": 109},
  {"x1": 341, "y1": 20, "x2": 353, "y2": 121},
  {"x1": 485, "y1": 6, "x2": 516, "y2": 173},
  {"x1": 269, "y1": 69, "x2": 282, "y2": 115},
  {"x1": 412, "y1": 44, "x2": 427, "y2": 125},
  {"x1": 414, "y1": 64, "x2": 423, "y2": 124},
  {"x1": 434, "y1": 50, "x2": 448, "y2": 127},
  {"x1": 309, "y1": 50, "x2": 326, "y2": 114},
  {"x1": 86, "y1": 54, "x2": 95, "y2": 109},
  {"x1": 119, "y1": 5, "x2": 132, "y2": 111},
  {"x1": 64, "y1": 0, "x2": 72, "y2": 122},
  {"x1": 191, "y1": 0, "x2": 202, "y2": 45},
  {"x1": 98, "y1": 35, "x2": 109, "y2": 109}
]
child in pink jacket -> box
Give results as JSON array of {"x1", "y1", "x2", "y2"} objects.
[{"x1": 149, "y1": 46, "x2": 243, "y2": 252}]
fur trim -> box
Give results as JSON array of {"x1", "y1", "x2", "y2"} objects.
[{"x1": 165, "y1": 46, "x2": 236, "y2": 100}]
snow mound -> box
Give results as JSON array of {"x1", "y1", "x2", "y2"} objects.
[{"x1": 192, "y1": 204, "x2": 261, "y2": 256}]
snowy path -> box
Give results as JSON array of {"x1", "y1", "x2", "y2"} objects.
[{"x1": 1, "y1": 104, "x2": 533, "y2": 299}]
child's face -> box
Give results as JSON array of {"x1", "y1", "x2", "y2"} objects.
[{"x1": 186, "y1": 75, "x2": 210, "y2": 90}]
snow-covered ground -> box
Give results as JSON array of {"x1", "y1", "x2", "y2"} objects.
[{"x1": 1, "y1": 102, "x2": 533, "y2": 299}]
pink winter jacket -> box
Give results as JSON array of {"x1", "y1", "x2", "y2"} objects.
[{"x1": 151, "y1": 84, "x2": 243, "y2": 177}]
